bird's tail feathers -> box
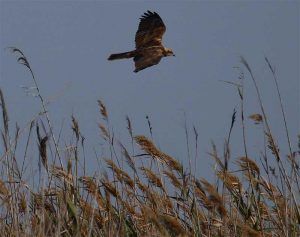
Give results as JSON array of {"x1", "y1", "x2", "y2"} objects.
[{"x1": 108, "y1": 51, "x2": 136, "y2": 60}]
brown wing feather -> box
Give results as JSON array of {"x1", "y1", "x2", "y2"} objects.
[
  {"x1": 135, "y1": 11, "x2": 166, "y2": 49},
  {"x1": 134, "y1": 47, "x2": 163, "y2": 72}
]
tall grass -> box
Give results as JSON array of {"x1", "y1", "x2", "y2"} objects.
[{"x1": 0, "y1": 48, "x2": 299, "y2": 236}]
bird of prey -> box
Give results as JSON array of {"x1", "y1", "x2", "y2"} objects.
[{"x1": 108, "y1": 10, "x2": 175, "y2": 73}]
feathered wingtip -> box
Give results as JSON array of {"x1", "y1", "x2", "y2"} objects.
[{"x1": 140, "y1": 10, "x2": 160, "y2": 20}]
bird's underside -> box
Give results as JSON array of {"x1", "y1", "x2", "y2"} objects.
[
  {"x1": 108, "y1": 11, "x2": 174, "y2": 73},
  {"x1": 108, "y1": 46, "x2": 165, "y2": 73}
]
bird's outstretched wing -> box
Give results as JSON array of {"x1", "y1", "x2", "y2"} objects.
[{"x1": 135, "y1": 11, "x2": 166, "y2": 49}]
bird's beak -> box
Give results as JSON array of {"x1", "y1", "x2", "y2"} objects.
[{"x1": 173, "y1": 53, "x2": 175, "y2": 57}]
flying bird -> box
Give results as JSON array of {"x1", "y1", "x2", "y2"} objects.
[{"x1": 108, "y1": 10, "x2": 175, "y2": 73}]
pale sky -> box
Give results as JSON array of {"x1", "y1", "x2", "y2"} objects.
[{"x1": 0, "y1": 1, "x2": 299, "y2": 178}]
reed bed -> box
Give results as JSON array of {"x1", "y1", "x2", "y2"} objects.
[{"x1": 0, "y1": 48, "x2": 299, "y2": 236}]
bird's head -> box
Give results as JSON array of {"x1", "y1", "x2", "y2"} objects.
[{"x1": 164, "y1": 48, "x2": 175, "y2": 57}]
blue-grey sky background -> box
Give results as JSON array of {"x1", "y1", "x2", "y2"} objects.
[{"x1": 0, "y1": 1, "x2": 299, "y2": 178}]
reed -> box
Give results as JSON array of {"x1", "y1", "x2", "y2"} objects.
[{"x1": 0, "y1": 48, "x2": 298, "y2": 236}]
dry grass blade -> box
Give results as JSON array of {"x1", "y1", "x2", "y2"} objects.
[
  {"x1": 10, "y1": 47, "x2": 64, "y2": 169},
  {"x1": 71, "y1": 115, "x2": 80, "y2": 141},
  {"x1": 122, "y1": 200, "x2": 137, "y2": 216},
  {"x1": 98, "y1": 100, "x2": 108, "y2": 120},
  {"x1": 51, "y1": 166, "x2": 73, "y2": 185},
  {"x1": 208, "y1": 142, "x2": 226, "y2": 171},
  {"x1": 0, "y1": 179, "x2": 10, "y2": 198},
  {"x1": 80, "y1": 199, "x2": 105, "y2": 229},
  {"x1": 126, "y1": 115, "x2": 133, "y2": 138},
  {"x1": 158, "y1": 214, "x2": 186, "y2": 236},
  {"x1": 200, "y1": 179, "x2": 227, "y2": 217},
  {"x1": 136, "y1": 180, "x2": 148, "y2": 193},
  {"x1": 163, "y1": 154, "x2": 183, "y2": 173},
  {"x1": 0, "y1": 89, "x2": 9, "y2": 140},
  {"x1": 99, "y1": 123, "x2": 109, "y2": 140},
  {"x1": 194, "y1": 180, "x2": 215, "y2": 212},
  {"x1": 119, "y1": 143, "x2": 136, "y2": 173},
  {"x1": 9, "y1": 47, "x2": 31, "y2": 69},
  {"x1": 105, "y1": 159, "x2": 134, "y2": 188},
  {"x1": 135, "y1": 135, "x2": 161, "y2": 158},
  {"x1": 31, "y1": 193, "x2": 55, "y2": 214},
  {"x1": 101, "y1": 179, "x2": 119, "y2": 198},
  {"x1": 238, "y1": 157, "x2": 260, "y2": 175},
  {"x1": 228, "y1": 108, "x2": 236, "y2": 142},
  {"x1": 140, "y1": 167, "x2": 164, "y2": 191},
  {"x1": 259, "y1": 178, "x2": 283, "y2": 202},
  {"x1": 257, "y1": 202, "x2": 269, "y2": 220},
  {"x1": 240, "y1": 56, "x2": 253, "y2": 75},
  {"x1": 249, "y1": 114, "x2": 263, "y2": 124},
  {"x1": 135, "y1": 135, "x2": 182, "y2": 172},
  {"x1": 265, "y1": 132, "x2": 280, "y2": 158},
  {"x1": 79, "y1": 176, "x2": 98, "y2": 193},
  {"x1": 137, "y1": 181, "x2": 160, "y2": 208},
  {"x1": 38, "y1": 136, "x2": 48, "y2": 171},
  {"x1": 163, "y1": 170, "x2": 181, "y2": 189},
  {"x1": 18, "y1": 193, "x2": 27, "y2": 213},
  {"x1": 80, "y1": 176, "x2": 105, "y2": 210},
  {"x1": 239, "y1": 223, "x2": 261, "y2": 237},
  {"x1": 217, "y1": 170, "x2": 242, "y2": 191}
]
